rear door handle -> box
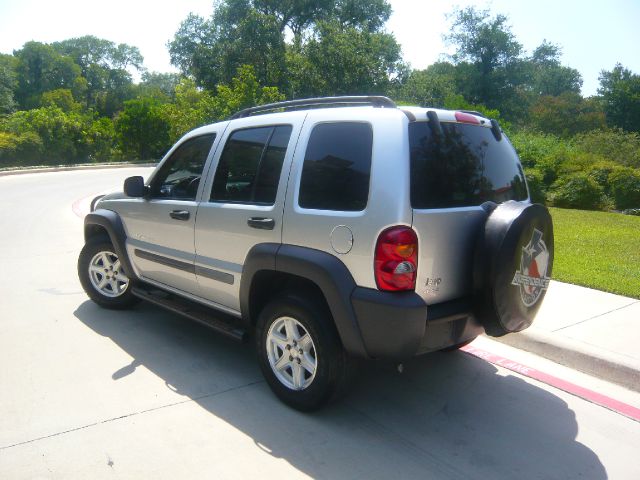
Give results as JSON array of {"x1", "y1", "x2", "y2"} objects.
[
  {"x1": 247, "y1": 217, "x2": 275, "y2": 230},
  {"x1": 170, "y1": 210, "x2": 190, "y2": 221}
]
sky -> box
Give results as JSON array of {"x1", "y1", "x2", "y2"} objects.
[{"x1": 1, "y1": 0, "x2": 639, "y2": 97}]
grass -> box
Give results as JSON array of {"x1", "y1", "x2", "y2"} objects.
[{"x1": 549, "y1": 207, "x2": 640, "y2": 299}]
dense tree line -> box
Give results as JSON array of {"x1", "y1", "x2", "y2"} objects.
[{"x1": 0, "y1": 2, "x2": 638, "y2": 211}]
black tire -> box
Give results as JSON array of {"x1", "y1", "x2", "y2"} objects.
[
  {"x1": 78, "y1": 239, "x2": 139, "y2": 310},
  {"x1": 256, "y1": 294, "x2": 351, "y2": 411},
  {"x1": 474, "y1": 201, "x2": 554, "y2": 337}
]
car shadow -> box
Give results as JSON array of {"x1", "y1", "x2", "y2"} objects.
[{"x1": 74, "y1": 301, "x2": 606, "y2": 479}]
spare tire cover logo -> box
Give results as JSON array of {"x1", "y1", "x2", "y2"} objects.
[{"x1": 511, "y1": 229, "x2": 551, "y2": 307}]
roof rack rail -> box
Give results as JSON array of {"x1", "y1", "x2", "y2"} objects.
[{"x1": 229, "y1": 96, "x2": 397, "y2": 119}]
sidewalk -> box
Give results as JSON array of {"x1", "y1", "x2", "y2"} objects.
[{"x1": 496, "y1": 280, "x2": 640, "y2": 392}]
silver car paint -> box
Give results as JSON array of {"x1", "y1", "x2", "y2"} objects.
[
  {"x1": 99, "y1": 123, "x2": 229, "y2": 296},
  {"x1": 193, "y1": 111, "x2": 307, "y2": 311},
  {"x1": 98, "y1": 105, "x2": 528, "y2": 310},
  {"x1": 282, "y1": 107, "x2": 413, "y2": 290}
]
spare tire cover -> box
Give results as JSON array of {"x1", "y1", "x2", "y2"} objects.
[{"x1": 474, "y1": 201, "x2": 554, "y2": 337}]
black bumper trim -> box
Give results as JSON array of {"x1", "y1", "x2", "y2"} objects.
[
  {"x1": 351, "y1": 289, "x2": 484, "y2": 359},
  {"x1": 351, "y1": 287, "x2": 427, "y2": 359}
]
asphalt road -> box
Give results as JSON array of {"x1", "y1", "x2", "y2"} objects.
[{"x1": 1, "y1": 168, "x2": 639, "y2": 479}]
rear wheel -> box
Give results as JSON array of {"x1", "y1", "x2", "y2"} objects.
[
  {"x1": 78, "y1": 240, "x2": 139, "y2": 309},
  {"x1": 256, "y1": 294, "x2": 350, "y2": 411}
]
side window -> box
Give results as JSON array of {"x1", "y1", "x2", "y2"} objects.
[
  {"x1": 299, "y1": 122, "x2": 373, "y2": 211},
  {"x1": 150, "y1": 134, "x2": 215, "y2": 201},
  {"x1": 211, "y1": 125, "x2": 292, "y2": 205}
]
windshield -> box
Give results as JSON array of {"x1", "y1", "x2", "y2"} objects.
[{"x1": 409, "y1": 122, "x2": 528, "y2": 209}]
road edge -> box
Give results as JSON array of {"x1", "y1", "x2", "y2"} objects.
[{"x1": 0, "y1": 162, "x2": 156, "y2": 177}]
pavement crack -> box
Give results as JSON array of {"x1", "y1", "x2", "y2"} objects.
[
  {"x1": 552, "y1": 300, "x2": 639, "y2": 332},
  {"x1": 0, "y1": 380, "x2": 264, "y2": 451}
]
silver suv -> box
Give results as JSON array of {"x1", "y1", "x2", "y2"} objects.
[{"x1": 78, "y1": 96, "x2": 554, "y2": 410}]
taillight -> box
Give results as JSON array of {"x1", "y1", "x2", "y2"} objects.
[
  {"x1": 374, "y1": 226, "x2": 418, "y2": 291},
  {"x1": 455, "y1": 111, "x2": 481, "y2": 124}
]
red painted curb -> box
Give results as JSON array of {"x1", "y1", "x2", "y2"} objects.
[{"x1": 461, "y1": 344, "x2": 640, "y2": 423}]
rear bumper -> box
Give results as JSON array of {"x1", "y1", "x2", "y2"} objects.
[{"x1": 350, "y1": 287, "x2": 484, "y2": 359}]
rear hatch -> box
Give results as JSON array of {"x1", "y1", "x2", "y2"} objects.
[{"x1": 409, "y1": 116, "x2": 528, "y2": 304}]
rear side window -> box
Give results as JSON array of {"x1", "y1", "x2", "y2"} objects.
[
  {"x1": 299, "y1": 122, "x2": 373, "y2": 211},
  {"x1": 409, "y1": 122, "x2": 528, "y2": 209},
  {"x1": 211, "y1": 125, "x2": 292, "y2": 205}
]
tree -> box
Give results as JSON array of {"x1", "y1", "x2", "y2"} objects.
[
  {"x1": 52, "y1": 36, "x2": 143, "y2": 111},
  {"x1": 333, "y1": 0, "x2": 391, "y2": 32},
  {"x1": 250, "y1": 0, "x2": 391, "y2": 36},
  {"x1": 528, "y1": 41, "x2": 582, "y2": 96},
  {"x1": 169, "y1": 7, "x2": 286, "y2": 90},
  {"x1": 529, "y1": 92, "x2": 605, "y2": 137},
  {"x1": 598, "y1": 64, "x2": 640, "y2": 132},
  {"x1": 92, "y1": 68, "x2": 137, "y2": 117},
  {"x1": 13, "y1": 42, "x2": 85, "y2": 109},
  {"x1": 52, "y1": 36, "x2": 143, "y2": 73},
  {"x1": 169, "y1": 0, "x2": 398, "y2": 96},
  {"x1": 115, "y1": 97, "x2": 171, "y2": 160},
  {"x1": 445, "y1": 6, "x2": 524, "y2": 115},
  {"x1": 212, "y1": 64, "x2": 284, "y2": 118},
  {"x1": 396, "y1": 62, "x2": 456, "y2": 107},
  {"x1": 290, "y1": 20, "x2": 405, "y2": 97},
  {"x1": 162, "y1": 78, "x2": 216, "y2": 142},
  {"x1": 40, "y1": 88, "x2": 82, "y2": 112},
  {"x1": 138, "y1": 71, "x2": 182, "y2": 99},
  {"x1": 0, "y1": 54, "x2": 17, "y2": 113}
]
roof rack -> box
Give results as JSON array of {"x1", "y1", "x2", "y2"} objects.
[{"x1": 229, "y1": 96, "x2": 397, "y2": 119}]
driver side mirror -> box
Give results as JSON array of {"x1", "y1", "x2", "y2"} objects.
[{"x1": 124, "y1": 176, "x2": 148, "y2": 198}]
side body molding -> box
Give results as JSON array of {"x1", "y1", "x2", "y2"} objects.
[
  {"x1": 84, "y1": 209, "x2": 136, "y2": 282},
  {"x1": 240, "y1": 243, "x2": 369, "y2": 358}
]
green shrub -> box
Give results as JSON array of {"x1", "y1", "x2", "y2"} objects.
[
  {"x1": 549, "y1": 173, "x2": 605, "y2": 210},
  {"x1": 524, "y1": 169, "x2": 547, "y2": 204},
  {"x1": 586, "y1": 161, "x2": 619, "y2": 193},
  {"x1": 115, "y1": 97, "x2": 171, "y2": 160},
  {"x1": 560, "y1": 151, "x2": 607, "y2": 175},
  {"x1": 1, "y1": 106, "x2": 90, "y2": 163},
  {"x1": 608, "y1": 167, "x2": 640, "y2": 210},
  {"x1": 574, "y1": 129, "x2": 640, "y2": 168},
  {"x1": 0, "y1": 130, "x2": 44, "y2": 166},
  {"x1": 86, "y1": 117, "x2": 117, "y2": 162},
  {"x1": 508, "y1": 130, "x2": 567, "y2": 169}
]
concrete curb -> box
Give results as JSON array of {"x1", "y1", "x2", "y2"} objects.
[
  {"x1": 496, "y1": 329, "x2": 640, "y2": 393},
  {"x1": 0, "y1": 162, "x2": 156, "y2": 177}
]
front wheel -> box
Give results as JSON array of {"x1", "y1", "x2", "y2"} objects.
[
  {"x1": 256, "y1": 295, "x2": 351, "y2": 411},
  {"x1": 78, "y1": 240, "x2": 139, "y2": 309}
]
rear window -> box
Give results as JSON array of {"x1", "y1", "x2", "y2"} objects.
[{"x1": 409, "y1": 122, "x2": 528, "y2": 209}]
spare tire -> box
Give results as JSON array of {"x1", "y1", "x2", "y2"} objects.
[{"x1": 474, "y1": 201, "x2": 554, "y2": 337}]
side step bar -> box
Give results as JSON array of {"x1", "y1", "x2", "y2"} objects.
[{"x1": 131, "y1": 286, "x2": 248, "y2": 342}]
